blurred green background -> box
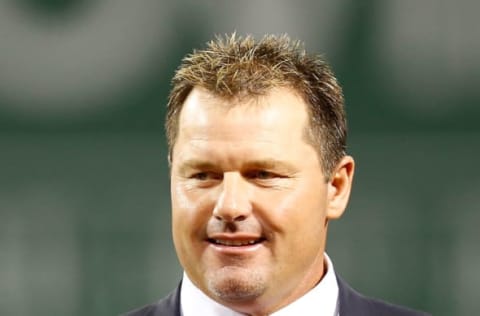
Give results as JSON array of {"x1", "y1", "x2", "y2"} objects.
[{"x1": 1, "y1": 1, "x2": 479, "y2": 315}]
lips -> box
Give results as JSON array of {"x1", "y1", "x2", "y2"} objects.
[
  {"x1": 209, "y1": 238, "x2": 263, "y2": 246},
  {"x1": 207, "y1": 235, "x2": 265, "y2": 247}
]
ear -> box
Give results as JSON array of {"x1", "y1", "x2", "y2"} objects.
[{"x1": 326, "y1": 155, "x2": 355, "y2": 220}]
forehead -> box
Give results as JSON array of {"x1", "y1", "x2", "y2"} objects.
[
  {"x1": 178, "y1": 86, "x2": 309, "y2": 129},
  {"x1": 172, "y1": 87, "x2": 319, "y2": 166}
]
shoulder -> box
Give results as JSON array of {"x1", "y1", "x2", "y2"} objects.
[
  {"x1": 336, "y1": 275, "x2": 430, "y2": 316},
  {"x1": 120, "y1": 283, "x2": 182, "y2": 316}
]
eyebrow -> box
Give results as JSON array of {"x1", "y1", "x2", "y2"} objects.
[
  {"x1": 177, "y1": 160, "x2": 218, "y2": 174},
  {"x1": 242, "y1": 159, "x2": 297, "y2": 172},
  {"x1": 177, "y1": 158, "x2": 297, "y2": 173}
]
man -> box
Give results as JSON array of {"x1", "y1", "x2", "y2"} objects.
[{"x1": 124, "y1": 34, "x2": 430, "y2": 316}]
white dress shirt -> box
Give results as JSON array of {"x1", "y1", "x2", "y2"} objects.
[{"x1": 180, "y1": 253, "x2": 339, "y2": 316}]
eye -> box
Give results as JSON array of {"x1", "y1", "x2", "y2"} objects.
[
  {"x1": 191, "y1": 172, "x2": 208, "y2": 180},
  {"x1": 246, "y1": 170, "x2": 278, "y2": 180},
  {"x1": 190, "y1": 171, "x2": 221, "y2": 181},
  {"x1": 256, "y1": 170, "x2": 276, "y2": 179}
]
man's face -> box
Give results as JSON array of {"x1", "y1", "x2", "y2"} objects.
[{"x1": 170, "y1": 87, "x2": 353, "y2": 314}]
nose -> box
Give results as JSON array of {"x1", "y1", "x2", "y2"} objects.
[{"x1": 213, "y1": 172, "x2": 252, "y2": 222}]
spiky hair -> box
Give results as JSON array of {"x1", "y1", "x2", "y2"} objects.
[{"x1": 166, "y1": 33, "x2": 347, "y2": 178}]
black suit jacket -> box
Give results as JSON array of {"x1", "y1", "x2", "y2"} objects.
[{"x1": 123, "y1": 276, "x2": 430, "y2": 316}]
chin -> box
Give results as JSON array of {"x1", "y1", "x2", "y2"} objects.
[{"x1": 206, "y1": 266, "x2": 267, "y2": 303}]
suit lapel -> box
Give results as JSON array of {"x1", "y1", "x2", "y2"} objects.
[
  {"x1": 124, "y1": 282, "x2": 182, "y2": 316},
  {"x1": 336, "y1": 275, "x2": 372, "y2": 316},
  {"x1": 161, "y1": 282, "x2": 182, "y2": 316}
]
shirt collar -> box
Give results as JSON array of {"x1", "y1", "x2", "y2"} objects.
[{"x1": 180, "y1": 253, "x2": 339, "y2": 316}]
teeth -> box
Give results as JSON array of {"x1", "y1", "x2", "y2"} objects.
[{"x1": 213, "y1": 239, "x2": 259, "y2": 246}]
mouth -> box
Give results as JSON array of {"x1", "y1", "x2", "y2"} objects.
[{"x1": 207, "y1": 237, "x2": 266, "y2": 247}]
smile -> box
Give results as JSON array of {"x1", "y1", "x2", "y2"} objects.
[
  {"x1": 209, "y1": 238, "x2": 264, "y2": 246},
  {"x1": 207, "y1": 235, "x2": 266, "y2": 248}
]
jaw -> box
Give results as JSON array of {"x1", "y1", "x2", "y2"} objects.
[
  {"x1": 225, "y1": 250, "x2": 326, "y2": 315},
  {"x1": 187, "y1": 230, "x2": 328, "y2": 315}
]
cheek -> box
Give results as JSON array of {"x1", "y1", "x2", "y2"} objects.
[
  {"x1": 255, "y1": 184, "x2": 327, "y2": 233},
  {"x1": 171, "y1": 182, "x2": 213, "y2": 237},
  {"x1": 171, "y1": 181, "x2": 196, "y2": 213}
]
